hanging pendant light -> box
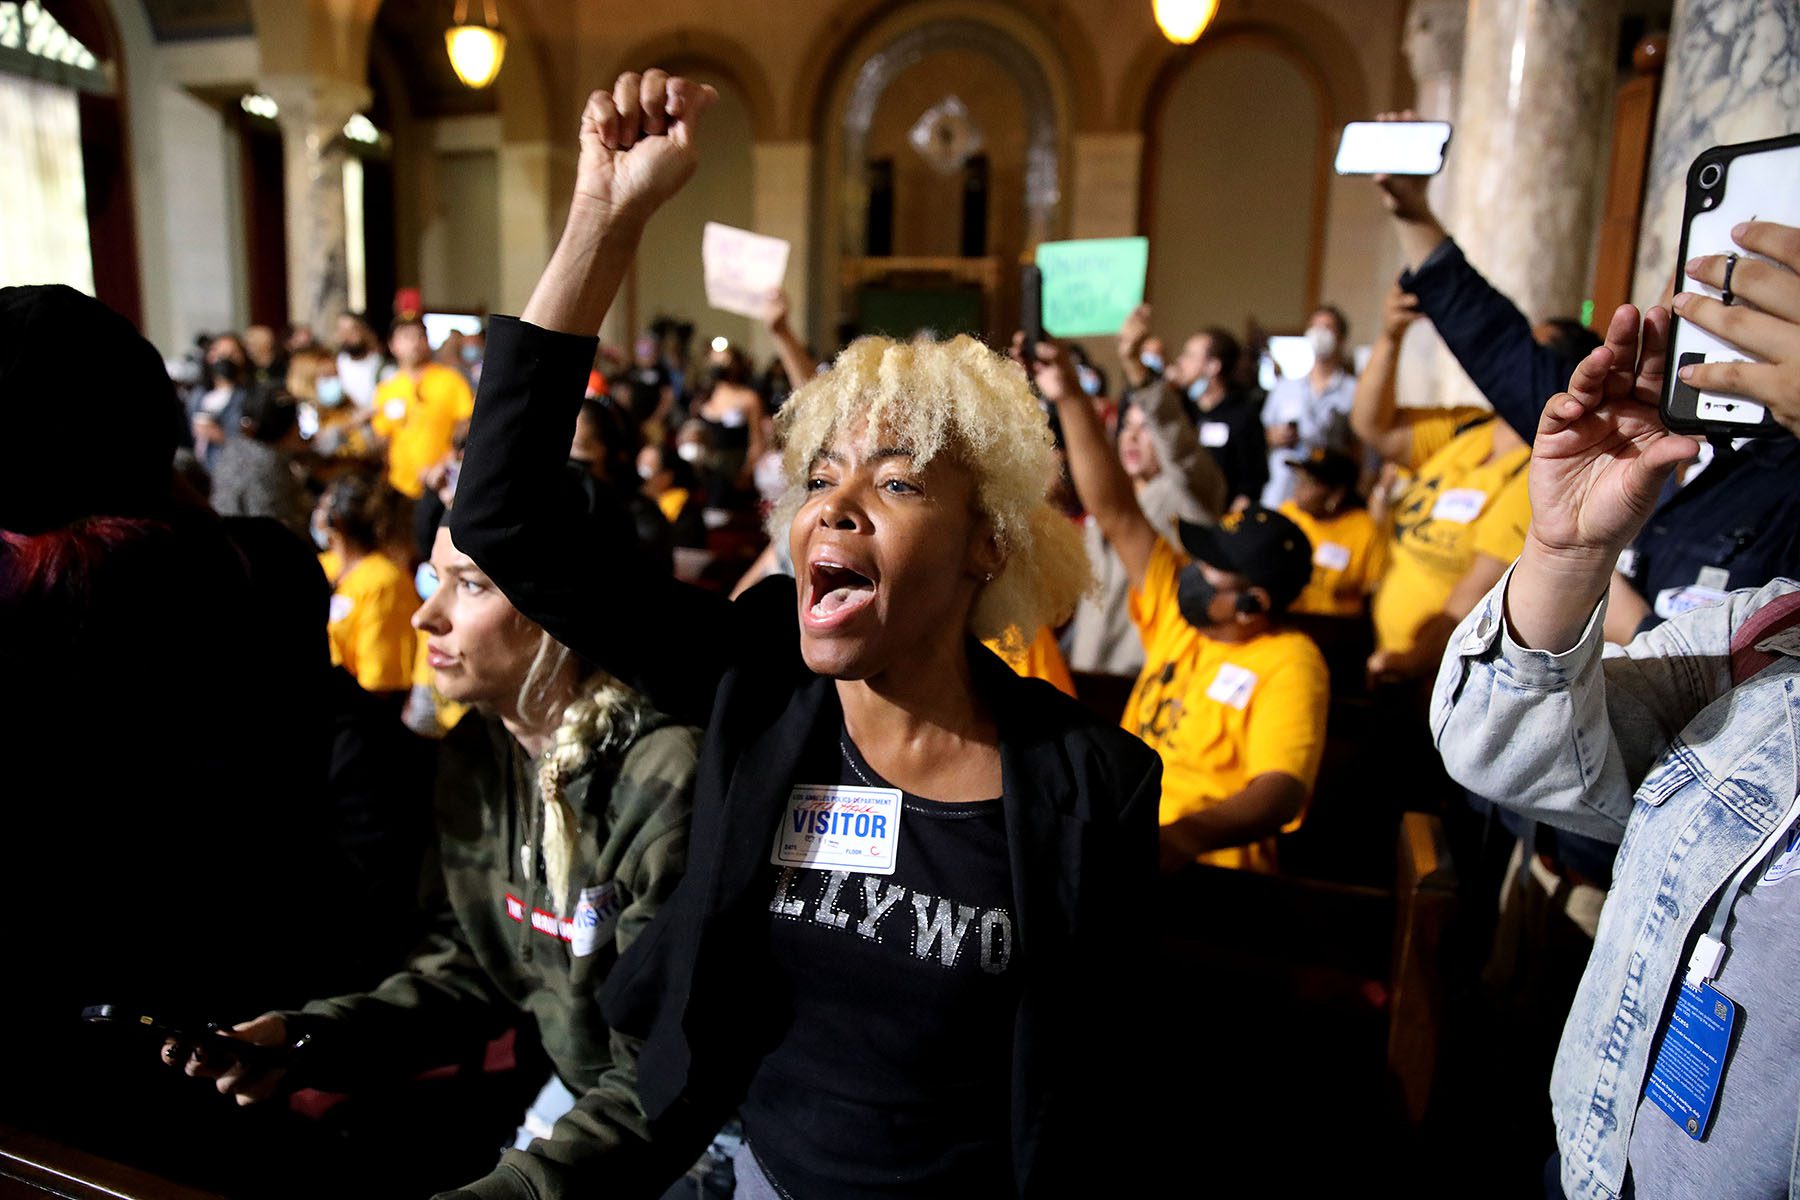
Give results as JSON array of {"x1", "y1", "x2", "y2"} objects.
[
  {"x1": 1153, "y1": 0, "x2": 1220, "y2": 44},
  {"x1": 446, "y1": 0, "x2": 507, "y2": 89}
]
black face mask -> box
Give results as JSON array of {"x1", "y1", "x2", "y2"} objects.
[
  {"x1": 341, "y1": 339, "x2": 368, "y2": 358},
  {"x1": 1176, "y1": 563, "x2": 1219, "y2": 629},
  {"x1": 210, "y1": 359, "x2": 241, "y2": 385}
]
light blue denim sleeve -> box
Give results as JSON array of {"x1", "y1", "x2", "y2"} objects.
[{"x1": 1430, "y1": 564, "x2": 1767, "y2": 844}]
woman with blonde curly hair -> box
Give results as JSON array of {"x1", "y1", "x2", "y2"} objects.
[
  {"x1": 447, "y1": 70, "x2": 1161, "y2": 1198},
  {"x1": 180, "y1": 499, "x2": 700, "y2": 1200}
]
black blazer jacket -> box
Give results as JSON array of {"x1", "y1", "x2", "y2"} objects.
[{"x1": 451, "y1": 317, "x2": 1162, "y2": 1198}]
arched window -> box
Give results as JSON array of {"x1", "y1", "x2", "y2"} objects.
[{"x1": 0, "y1": 2, "x2": 109, "y2": 295}]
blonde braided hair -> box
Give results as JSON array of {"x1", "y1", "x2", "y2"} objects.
[{"x1": 518, "y1": 634, "x2": 648, "y2": 916}]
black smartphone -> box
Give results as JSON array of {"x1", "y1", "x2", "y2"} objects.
[
  {"x1": 1661, "y1": 133, "x2": 1800, "y2": 439},
  {"x1": 1020, "y1": 265, "x2": 1044, "y2": 363},
  {"x1": 82, "y1": 1003, "x2": 299, "y2": 1069}
]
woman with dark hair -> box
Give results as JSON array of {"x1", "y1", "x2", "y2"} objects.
[
  {"x1": 211, "y1": 382, "x2": 312, "y2": 538},
  {"x1": 0, "y1": 285, "x2": 349, "y2": 1181},
  {"x1": 692, "y1": 342, "x2": 766, "y2": 500},
  {"x1": 446, "y1": 71, "x2": 1159, "y2": 1198},
  {"x1": 636, "y1": 439, "x2": 706, "y2": 550},
  {"x1": 317, "y1": 472, "x2": 419, "y2": 704}
]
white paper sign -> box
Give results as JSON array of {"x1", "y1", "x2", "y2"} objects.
[{"x1": 702, "y1": 222, "x2": 791, "y2": 318}]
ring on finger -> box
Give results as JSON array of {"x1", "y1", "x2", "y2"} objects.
[{"x1": 1722, "y1": 252, "x2": 1739, "y2": 307}]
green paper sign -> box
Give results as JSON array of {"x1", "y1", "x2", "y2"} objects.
[{"x1": 1036, "y1": 237, "x2": 1150, "y2": 338}]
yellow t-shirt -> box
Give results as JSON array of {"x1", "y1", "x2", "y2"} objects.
[
  {"x1": 1372, "y1": 411, "x2": 1532, "y2": 655},
  {"x1": 317, "y1": 549, "x2": 344, "y2": 585},
  {"x1": 371, "y1": 364, "x2": 475, "y2": 499},
  {"x1": 1124, "y1": 539, "x2": 1330, "y2": 872},
  {"x1": 328, "y1": 552, "x2": 421, "y2": 693},
  {"x1": 1278, "y1": 501, "x2": 1386, "y2": 618},
  {"x1": 656, "y1": 487, "x2": 690, "y2": 525},
  {"x1": 985, "y1": 625, "x2": 1077, "y2": 699}
]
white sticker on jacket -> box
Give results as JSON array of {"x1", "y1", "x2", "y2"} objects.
[
  {"x1": 1206, "y1": 663, "x2": 1259, "y2": 710},
  {"x1": 1313, "y1": 541, "x2": 1352, "y2": 572},
  {"x1": 772, "y1": 784, "x2": 903, "y2": 875},
  {"x1": 384, "y1": 398, "x2": 407, "y2": 422},
  {"x1": 329, "y1": 594, "x2": 354, "y2": 624},
  {"x1": 1199, "y1": 421, "x2": 1231, "y2": 448},
  {"x1": 570, "y1": 881, "x2": 622, "y2": 958},
  {"x1": 1655, "y1": 585, "x2": 1728, "y2": 621},
  {"x1": 1430, "y1": 488, "x2": 1488, "y2": 524}
]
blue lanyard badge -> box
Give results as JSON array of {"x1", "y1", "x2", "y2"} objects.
[
  {"x1": 1644, "y1": 980, "x2": 1737, "y2": 1139},
  {"x1": 1647, "y1": 803, "x2": 1800, "y2": 1139}
]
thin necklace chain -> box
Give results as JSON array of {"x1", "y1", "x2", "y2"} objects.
[{"x1": 840, "y1": 738, "x2": 878, "y2": 788}]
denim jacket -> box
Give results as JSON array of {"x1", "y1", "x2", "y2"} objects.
[{"x1": 1431, "y1": 568, "x2": 1800, "y2": 1200}]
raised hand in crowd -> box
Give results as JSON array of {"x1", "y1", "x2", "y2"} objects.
[
  {"x1": 1505, "y1": 303, "x2": 1700, "y2": 653},
  {"x1": 523, "y1": 70, "x2": 718, "y2": 336},
  {"x1": 1383, "y1": 278, "x2": 1421, "y2": 340},
  {"x1": 763, "y1": 288, "x2": 818, "y2": 384},
  {"x1": 1117, "y1": 303, "x2": 1155, "y2": 390},
  {"x1": 1371, "y1": 109, "x2": 1449, "y2": 271},
  {"x1": 1672, "y1": 219, "x2": 1800, "y2": 436}
]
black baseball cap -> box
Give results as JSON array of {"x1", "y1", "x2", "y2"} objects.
[
  {"x1": 1175, "y1": 506, "x2": 1315, "y2": 613},
  {"x1": 1287, "y1": 447, "x2": 1360, "y2": 492}
]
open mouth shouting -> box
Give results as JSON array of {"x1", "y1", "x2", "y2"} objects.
[{"x1": 804, "y1": 556, "x2": 878, "y2": 632}]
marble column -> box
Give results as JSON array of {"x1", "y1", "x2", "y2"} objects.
[
  {"x1": 1399, "y1": 0, "x2": 1467, "y2": 409},
  {"x1": 1446, "y1": 0, "x2": 1621, "y2": 329},
  {"x1": 263, "y1": 74, "x2": 372, "y2": 336},
  {"x1": 1631, "y1": 0, "x2": 1800, "y2": 308}
]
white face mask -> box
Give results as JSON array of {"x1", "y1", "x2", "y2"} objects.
[
  {"x1": 676, "y1": 441, "x2": 704, "y2": 464},
  {"x1": 1305, "y1": 326, "x2": 1339, "y2": 362}
]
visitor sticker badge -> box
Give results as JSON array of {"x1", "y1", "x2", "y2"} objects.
[
  {"x1": 569, "y1": 881, "x2": 622, "y2": 958},
  {"x1": 1645, "y1": 979, "x2": 1737, "y2": 1140},
  {"x1": 1430, "y1": 488, "x2": 1487, "y2": 524},
  {"x1": 329, "y1": 594, "x2": 354, "y2": 623},
  {"x1": 1313, "y1": 541, "x2": 1352, "y2": 572},
  {"x1": 1199, "y1": 422, "x2": 1231, "y2": 448},
  {"x1": 772, "y1": 784, "x2": 903, "y2": 875},
  {"x1": 384, "y1": 398, "x2": 407, "y2": 422},
  {"x1": 1206, "y1": 662, "x2": 1259, "y2": 710}
]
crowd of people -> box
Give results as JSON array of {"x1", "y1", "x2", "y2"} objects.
[{"x1": 3, "y1": 72, "x2": 1799, "y2": 1200}]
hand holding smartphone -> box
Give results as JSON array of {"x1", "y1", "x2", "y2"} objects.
[
  {"x1": 85, "y1": 1003, "x2": 307, "y2": 1102},
  {"x1": 1660, "y1": 134, "x2": 1800, "y2": 439},
  {"x1": 1334, "y1": 120, "x2": 1452, "y2": 177}
]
